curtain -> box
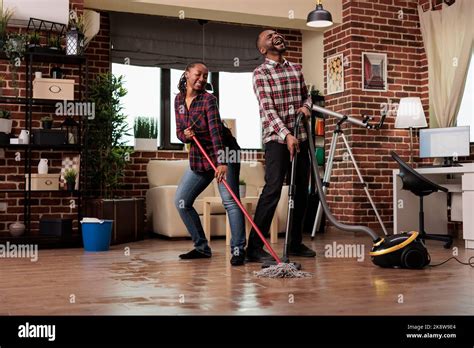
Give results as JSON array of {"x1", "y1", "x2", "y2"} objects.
[
  {"x1": 418, "y1": 0, "x2": 474, "y2": 128},
  {"x1": 109, "y1": 12, "x2": 264, "y2": 72}
]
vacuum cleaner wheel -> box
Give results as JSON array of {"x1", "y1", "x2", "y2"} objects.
[{"x1": 401, "y1": 244, "x2": 430, "y2": 269}]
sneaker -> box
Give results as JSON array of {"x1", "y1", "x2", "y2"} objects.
[
  {"x1": 245, "y1": 247, "x2": 274, "y2": 263},
  {"x1": 179, "y1": 249, "x2": 211, "y2": 259},
  {"x1": 230, "y1": 252, "x2": 245, "y2": 266},
  {"x1": 288, "y1": 244, "x2": 316, "y2": 257}
]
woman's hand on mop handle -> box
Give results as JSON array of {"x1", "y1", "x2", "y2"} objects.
[
  {"x1": 215, "y1": 165, "x2": 228, "y2": 183},
  {"x1": 184, "y1": 127, "x2": 195, "y2": 140},
  {"x1": 285, "y1": 134, "x2": 300, "y2": 161}
]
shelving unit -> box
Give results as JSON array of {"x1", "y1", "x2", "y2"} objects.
[{"x1": 0, "y1": 51, "x2": 89, "y2": 244}]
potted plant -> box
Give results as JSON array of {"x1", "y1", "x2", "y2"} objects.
[
  {"x1": 134, "y1": 116, "x2": 158, "y2": 151},
  {"x1": 0, "y1": 8, "x2": 13, "y2": 50},
  {"x1": 41, "y1": 115, "x2": 53, "y2": 129},
  {"x1": 4, "y1": 33, "x2": 27, "y2": 96},
  {"x1": 47, "y1": 35, "x2": 62, "y2": 52},
  {"x1": 84, "y1": 73, "x2": 144, "y2": 246},
  {"x1": 239, "y1": 179, "x2": 246, "y2": 198},
  {"x1": 0, "y1": 110, "x2": 12, "y2": 133},
  {"x1": 64, "y1": 168, "x2": 77, "y2": 191},
  {"x1": 27, "y1": 31, "x2": 41, "y2": 50}
]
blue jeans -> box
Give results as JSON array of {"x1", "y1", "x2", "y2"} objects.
[{"x1": 174, "y1": 163, "x2": 246, "y2": 256}]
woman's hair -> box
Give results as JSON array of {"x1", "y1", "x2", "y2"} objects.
[{"x1": 177, "y1": 61, "x2": 208, "y2": 94}]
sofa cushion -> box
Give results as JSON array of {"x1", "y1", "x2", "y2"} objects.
[{"x1": 147, "y1": 160, "x2": 188, "y2": 188}]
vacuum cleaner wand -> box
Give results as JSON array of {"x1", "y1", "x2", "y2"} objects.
[{"x1": 301, "y1": 114, "x2": 381, "y2": 242}]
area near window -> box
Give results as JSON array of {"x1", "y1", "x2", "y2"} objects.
[
  {"x1": 219, "y1": 72, "x2": 262, "y2": 149},
  {"x1": 112, "y1": 63, "x2": 161, "y2": 147}
]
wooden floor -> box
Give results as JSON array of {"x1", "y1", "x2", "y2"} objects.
[{"x1": 0, "y1": 230, "x2": 473, "y2": 315}]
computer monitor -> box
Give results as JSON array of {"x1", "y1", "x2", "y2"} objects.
[{"x1": 419, "y1": 126, "x2": 471, "y2": 165}]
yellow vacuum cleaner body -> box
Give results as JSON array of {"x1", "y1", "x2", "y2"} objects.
[{"x1": 370, "y1": 231, "x2": 430, "y2": 269}]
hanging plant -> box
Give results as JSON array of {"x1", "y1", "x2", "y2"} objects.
[
  {"x1": 0, "y1": 8, "x2": 14, "y2": 50},
  {"x1": 4, "y1": 33, "x2": 27, "y2": 97}
]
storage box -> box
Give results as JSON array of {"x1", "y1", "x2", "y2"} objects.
[
  {"x1": 25, "y1": 174, "x2": 60, "y2": 190},
  {"x1": 40, "y1": 218, "x2": 73, "y2": 237},
  {"x1": 10, "y1": 138, "x2": 23, "y2": 144},
  {"x1": 85, "y1": 198, "x2": 145, "y2": 245},
  {"x1": 33, "y1": 78, "x2": 75, "y2": 100},
  {"x1": 32, "y1": 129, "x2": 67, "y2": 145}
]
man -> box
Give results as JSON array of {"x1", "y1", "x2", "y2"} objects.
[{"x1": 246, "y1": 29, "x2": 316, "y2": 262}]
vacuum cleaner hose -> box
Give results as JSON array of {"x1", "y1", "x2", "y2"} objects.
[{"x1": 300, "y1": 113, "x2": 381, "y2": 242}]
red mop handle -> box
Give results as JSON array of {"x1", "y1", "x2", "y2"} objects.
[{"x1": 192, "y1": 135, "x2": 282, "y2": 264}]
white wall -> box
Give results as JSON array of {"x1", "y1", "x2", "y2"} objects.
[
  {"x1": 302, "y1": 30, "x2": 325, "y2": 93},
  {"x1": 5, "y1": 0, "x2": 69, "y2": 26}
]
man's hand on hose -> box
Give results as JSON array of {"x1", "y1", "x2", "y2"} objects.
[
  {"x1": 285, "y1": 134, "x2": 299, "y2": 161},
  {"x1": 297, "y1": 106, "x2": 311, "y2": 119}
]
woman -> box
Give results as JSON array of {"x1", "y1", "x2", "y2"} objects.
[{"x1": 174, "y1": 61, "x2": 246, "y2": 266}]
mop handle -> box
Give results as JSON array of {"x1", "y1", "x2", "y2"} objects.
[{"x1": 192, "y1": 135, "x2": 282, "y2": 264}]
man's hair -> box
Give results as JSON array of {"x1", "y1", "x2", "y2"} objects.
[{"x1": 255, "y1": 29, "x2": 278, "y2": 52}]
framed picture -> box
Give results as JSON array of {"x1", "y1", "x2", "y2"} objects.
[
  {"x1": 326, "y1": 53, "x2": 344, "y2": 95},
  {"x1": 362, "y1": 52, "x2": 388, "y2": 91}
]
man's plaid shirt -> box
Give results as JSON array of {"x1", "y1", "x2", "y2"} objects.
[
  {"x1": 253, "y1": 58, "x2": 312, "y2": 144},
  {"x1": 175, "y1": 91, "x2": 226, "y2": 172}
]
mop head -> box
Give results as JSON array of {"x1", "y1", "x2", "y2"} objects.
[{"x1": 254, "y1": 263, "x2": 312, "y2": 278}]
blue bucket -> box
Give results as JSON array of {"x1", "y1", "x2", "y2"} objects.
[{"x1": 81, "y1": 219, "x2": 113, "y2": 252}]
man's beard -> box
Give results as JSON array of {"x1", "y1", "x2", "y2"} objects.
[{"x1": 269, "y1": 44, "x2": 287, "y2": 53}]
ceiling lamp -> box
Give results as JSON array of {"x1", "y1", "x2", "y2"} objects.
[{"x1": 306, "y1": 0, "x2": 333, "y2": 28}]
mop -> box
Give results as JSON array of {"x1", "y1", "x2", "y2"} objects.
[{"x1": 192, "y1": 134, "x2": 311, "y2": 278}]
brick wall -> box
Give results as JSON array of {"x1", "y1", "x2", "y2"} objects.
[
  {"x1": 0, "y1": 3, "x2": 301, "y2": 234},
  {"x1": 323, "y1": 0, "x2": 427, "y2": 230},
  {"x1": 322, "y1": 0, "x2": 466, "y2": 232}
]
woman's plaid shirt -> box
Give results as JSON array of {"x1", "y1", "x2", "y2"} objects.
[
  {"x1": 175, "y1": 91, "x2": 226, "y2": 172},
  {"x1": 252, "y1": 58, "x2": 312, "y2": 144}
]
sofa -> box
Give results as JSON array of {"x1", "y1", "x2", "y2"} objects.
[{"x1": 146, "y1": 159, "x2": 288, "y2": 241}]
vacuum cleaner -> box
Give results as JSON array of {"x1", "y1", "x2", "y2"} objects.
[{"x1": 301, "y1": 107, "x2": 430, "y2": 269}]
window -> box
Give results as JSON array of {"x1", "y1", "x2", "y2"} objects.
[
  {"x1": 170, "y1": 68, "x2": 184, "y2": 144},
  {"x1": 112, "y1": 63, "x2": 161, "y2": 147},
  {"x1": 111, "y1": 64, "x2": 260, "y2": 149},
  {"x1": 218, "y1": 72, "x2": 261, "y2": 149},
  {"x1": 457, "y1": 50, "x2": 474, "y2": 142}
]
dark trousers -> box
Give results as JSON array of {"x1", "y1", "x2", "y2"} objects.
[{"x1": 247, "y1": 140, "x2": 310, "y2": 250}]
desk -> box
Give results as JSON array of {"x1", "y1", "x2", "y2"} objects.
[
  {"x1": 202, "y1": 196, "x2": 278, "y2": 246},
  {"x1": 393, "y1": 163, "x2": 474, "y2": 249}
]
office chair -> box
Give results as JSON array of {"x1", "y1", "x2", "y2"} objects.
[{"x1": 391, "y1": 151, "x2": 453, "y2": 249}]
